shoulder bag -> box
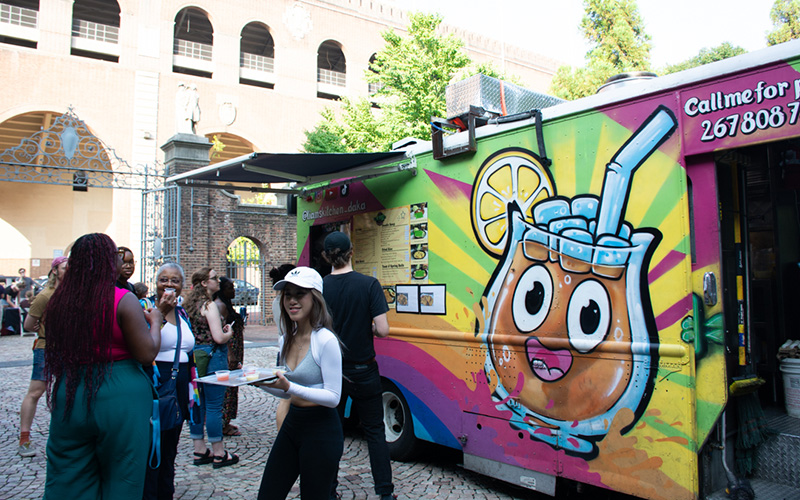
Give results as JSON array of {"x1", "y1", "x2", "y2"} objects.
[{"x1": 156, "y1": 313, "x2": 184, "y2": 431}]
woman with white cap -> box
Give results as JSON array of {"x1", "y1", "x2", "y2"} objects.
[{"x1": 255, "y1": 266, "x2": 343, "y2": 500}]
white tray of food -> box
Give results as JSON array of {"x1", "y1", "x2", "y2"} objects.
[{"x1": 194, "y1": 366, "x2": 288, "y2": 387}]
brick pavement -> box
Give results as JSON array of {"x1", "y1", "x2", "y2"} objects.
[{"x1": 0, "y1": 329, "x2": 538, "y2": 500}]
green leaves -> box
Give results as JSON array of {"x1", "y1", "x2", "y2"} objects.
[
  {"x1": 550, "y1": 0, "x2": 652, "y2": 100},
  {"x1": 661, "y1": 42, "x2": 746, "y2": 75},
  {"x1": 767, "y1": 0, "x2": 800, "y2": 46}
]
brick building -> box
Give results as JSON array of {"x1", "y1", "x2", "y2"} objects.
[{"x1": 0, "y1": 0, "x2": 561, "y2": 321}]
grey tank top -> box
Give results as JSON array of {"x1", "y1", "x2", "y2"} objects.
[{"x1": 286, "y1": 347, "x2": 324, "y2": 388}]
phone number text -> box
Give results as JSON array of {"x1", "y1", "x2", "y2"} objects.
[{"x1": 699, "y1": 102, "x2": 800, "y2": 142}]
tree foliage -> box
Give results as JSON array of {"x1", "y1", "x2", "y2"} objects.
[
  {"x1": 550, "y1": 0, "x2": 651, "y2": 100},
  {"x1": 661, "y1": 42, "x2": 746, "y2": 75},
  {"x1": 767, "y1": 0, "x2": 800, "y2": 45},
  {"x1": 303, "y1": 12, "x2": 471, "y2": 153}
]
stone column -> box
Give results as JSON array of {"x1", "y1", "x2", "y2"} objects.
[{"x1": 161, "y1": 134, "x2": 212, "y2": 274}]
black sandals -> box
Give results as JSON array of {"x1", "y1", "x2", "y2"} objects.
[
  {"x1": 193, "y1": 448, "x2": 213, "y2": 465},
  {"x1": 213, "y1": 450, "x2": 239, "y2": 469}
]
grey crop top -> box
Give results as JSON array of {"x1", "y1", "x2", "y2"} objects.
[
  {"x1": 286, "y1": 347, "x2": 323, "y2": 388},
  {"x1": 259, "y1": 327, "x2": 342, "y2": 408}
]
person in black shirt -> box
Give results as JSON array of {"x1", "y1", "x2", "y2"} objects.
[
  {"x1": 115, "y1": 247, "x2": 136, "y2": 292},
  {"x1": 322, "y1": 231, "x2": 395, "y2": 500}
]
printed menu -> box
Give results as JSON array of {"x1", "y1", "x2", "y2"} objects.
[{"x1": 352, "y1": 202, "x2": 429, "y2": 288}]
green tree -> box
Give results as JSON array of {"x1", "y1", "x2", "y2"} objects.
[
  {"x1": 767, "y1": 0, "x2": 800, "y2": 45},
  {"x1": 550, "y1": 0, "x2": 651, "y2": 100},
  {"x1": 303, "y1": 12, "x2": 471, "y2": 152},
  {"x1": 661, "y1": 42, "x2": 746, "y2": 75}
]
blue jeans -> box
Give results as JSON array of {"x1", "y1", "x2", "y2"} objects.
[
  {"x1": 334, "y1": 362, "x2": 394, "y2": 496},
  {"x1": 189, "y1": 344, "x2": 228, "y2": 443}
]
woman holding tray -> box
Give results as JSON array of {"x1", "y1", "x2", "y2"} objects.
[
  {"x1": 184, "y1": 267, "x2": 237, "y2": 469},
  {"x1": 255, "y1": 266, "x2": 343, "y2": 500},
  {"x1": 143, "y1": 262, "x2": 195, "y2": 499}
]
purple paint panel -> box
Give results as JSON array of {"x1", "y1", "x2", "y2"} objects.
[{"x1": 680, "y1": 62, "x2": 800, "y2": 155}]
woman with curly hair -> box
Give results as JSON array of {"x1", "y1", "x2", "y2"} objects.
[
  {"x1": 184, "y1": 267, "x2": 238, "y2": 468},
  {"x1": 43, "y1": 233, "x2": 162, "y2": 499}
]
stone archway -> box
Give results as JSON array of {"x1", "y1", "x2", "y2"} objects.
[{"x1": 225, "y1": 235, "x2": 264, "y2": 322}]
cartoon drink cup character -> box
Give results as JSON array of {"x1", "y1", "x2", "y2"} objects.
[{"x1": 475, "y1": 107, "x2": 677, "y2": 455}]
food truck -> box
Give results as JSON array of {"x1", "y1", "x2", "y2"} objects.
[{"x1": 170, "y1": 40, "x2": 800, "y2": 499}]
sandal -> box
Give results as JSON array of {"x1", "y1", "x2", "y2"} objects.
[
  {"x1": 223, "y1": 424, "x2": 242, "y2": 436},
  {"x1": 213, "y1": 450, "x2": 239, "y2": 469},
  {"x1": 193, "y1": 448, "x2": 213, "y2": 466}
]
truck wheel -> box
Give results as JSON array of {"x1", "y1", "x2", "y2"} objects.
[{"x1": 382, "y1": 380, "x2": 417, "y2": 461}]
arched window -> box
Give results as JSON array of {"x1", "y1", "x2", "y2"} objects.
[
  {"x1": 70, "y1": 0, "x2": 120, "y2": 61},
  {"x1": 240, "y1": 22, "x2": 275, "y2": 89},
  {"x1": 368, "y1": 53, "x2": 382, "y2": 95},
  {"x1": 317, "y1": 40, "x2": 345, "y2": 100},
  {"x1": 0, "y1": 0, "x2": 39, "y2": 48},
  {"x1": 173, "y1": 7, "x2": 213, "y2": 78}
]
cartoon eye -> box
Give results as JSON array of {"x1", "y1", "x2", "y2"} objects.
[
  {"x1": 512, "y1": 265, "x2": 553, "y2": 333},
  {"x1": 567, "y1": 279, "x2": 610, "y2": 353}
]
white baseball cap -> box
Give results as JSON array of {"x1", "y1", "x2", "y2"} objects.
[{"x1": 273, "y1": 266, "x2": 323, "y2": 293}]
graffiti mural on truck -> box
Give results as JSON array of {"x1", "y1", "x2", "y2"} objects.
[{"x1": 474, "y1": 107, "x2": 678, "y2": 456}]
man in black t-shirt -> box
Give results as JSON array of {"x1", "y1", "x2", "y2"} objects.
[{"x1": 322, "y1": 231, "x2": 395, "y2": 500}]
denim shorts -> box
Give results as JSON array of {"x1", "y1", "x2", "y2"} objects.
[{"x1": 31, "y1": 348, "x2": 45, "y2": 381}]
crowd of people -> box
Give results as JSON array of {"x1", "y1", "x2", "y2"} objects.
[{"x1": 10, "y1": 230, "x2": 398, "y2": 500}]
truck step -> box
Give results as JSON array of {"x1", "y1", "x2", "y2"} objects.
[{"x1": 753, "y1": 409, "x2": 800, "y2": 488}]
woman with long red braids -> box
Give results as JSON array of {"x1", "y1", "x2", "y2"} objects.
[{"x1": 43, "y1": 233, "x2": 162, "y2": 499}]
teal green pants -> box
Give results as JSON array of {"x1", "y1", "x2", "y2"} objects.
[{"x1": 45, "y1": 359, "x2": 153, "y2": 500}]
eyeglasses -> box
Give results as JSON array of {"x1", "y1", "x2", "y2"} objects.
[
  {"x1": 158, "y1": 277, "x2": 182, "y2": 286},
  {"x1": 208, "y1": 275, "x2": 219, "y2": 281}
]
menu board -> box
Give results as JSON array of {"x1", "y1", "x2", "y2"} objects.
[{"x1": 352, "y1": 202, "x2": 429, "y2": 289}]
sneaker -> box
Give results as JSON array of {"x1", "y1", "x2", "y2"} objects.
[{"x1": 18, "y1": 442, "x2": 36, "y2": 457}]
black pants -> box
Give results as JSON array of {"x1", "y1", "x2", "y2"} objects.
[
  {"x1": 143, "y1": 361, "x2": 190, "y2": 500},
  {"x1": 332, "y1": 363, "x2": 394, "y2": 496},
  {"x1": 258, "y1": 404, "x2": 343, "y2": 500},
  {"x1": 142, "y1": 424, "x2": 182, "y2": 500}
]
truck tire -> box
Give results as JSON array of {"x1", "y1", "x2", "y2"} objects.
[{"x1": 382, "y1": 379, "x2": 417, "y2": 461}]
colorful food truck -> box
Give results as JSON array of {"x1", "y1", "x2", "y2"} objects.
[{"x1": 170, "y1": 40, "x2": 800, "y2": 499}]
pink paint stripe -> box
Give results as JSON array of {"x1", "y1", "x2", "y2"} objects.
[
  {"x1": 424, "y1": 168, "x2": 472, "y2": 199},
  {"x1": 648, "y1": 250, "x2": 686, "y2": 283},
  {"x1": 655, "y1": 295, "x2": 692, "y2": 330}
]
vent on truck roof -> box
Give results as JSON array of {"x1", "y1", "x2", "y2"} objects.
[{"x1": 445, "y1": 74, "x2": 564, "y2": 120}]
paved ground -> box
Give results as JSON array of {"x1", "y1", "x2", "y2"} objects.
[{"x1": 0, "y1": 326, "x2": 543, "y2": 500}]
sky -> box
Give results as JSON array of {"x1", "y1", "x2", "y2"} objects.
[{"x1": 386, "y1": 0, "x2": 778, "y2": 70}]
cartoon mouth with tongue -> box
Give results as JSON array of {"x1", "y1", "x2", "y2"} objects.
[{"x1": 526, "y1": 337, "x2": 572, "y2": 382}]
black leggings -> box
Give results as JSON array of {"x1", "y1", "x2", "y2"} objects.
[{"x1": 258, "y1": 404, "x2": 343, "y2": 500}]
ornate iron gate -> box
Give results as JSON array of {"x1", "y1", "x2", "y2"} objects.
[{"x1": 141, "y1": 184, "x2": 180, "y2": 291}]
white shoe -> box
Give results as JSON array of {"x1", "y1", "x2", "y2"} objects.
[{"x1": 18, "y1": 442, "x2": 36, "y2": 457}]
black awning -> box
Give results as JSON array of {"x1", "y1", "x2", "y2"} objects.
[{"x1": 166, "y1": 151, "x2": 408, "y2": 186}]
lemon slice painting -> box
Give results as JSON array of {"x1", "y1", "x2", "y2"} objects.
[{"x1": 471, "y1": 149, "x2": 555, "y2": 257}]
